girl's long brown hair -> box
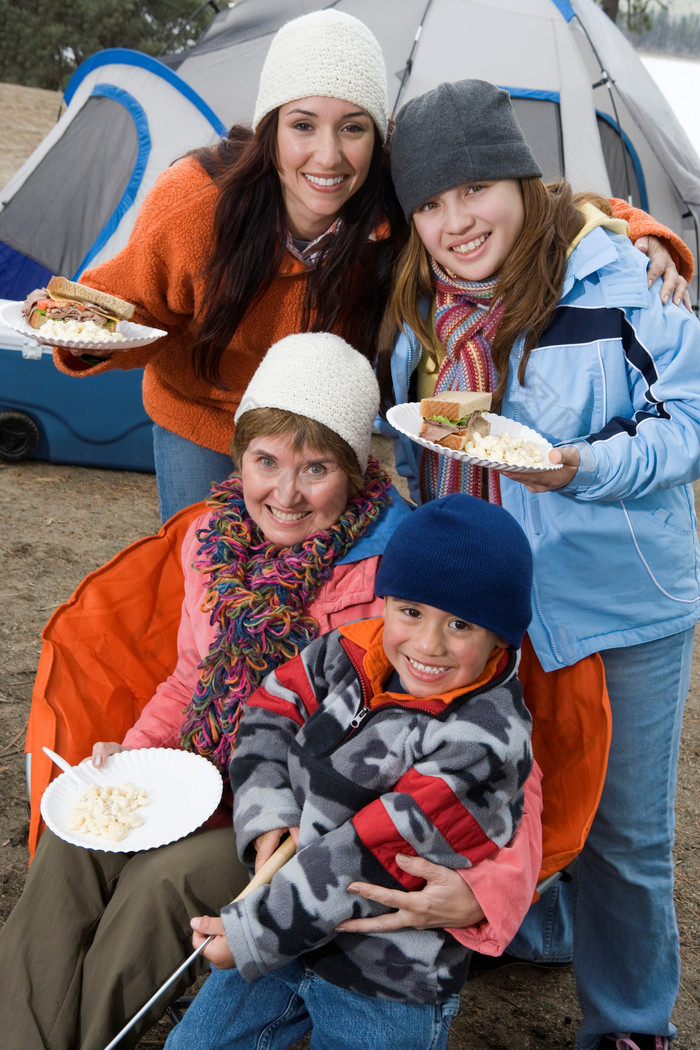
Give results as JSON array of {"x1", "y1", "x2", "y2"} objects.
[
  {"x1": 187, "y1": 115, "x2": 406, "y2": 388},
  {"x1": 377, "y1": 179, "x2": 599, "y2": 410}
]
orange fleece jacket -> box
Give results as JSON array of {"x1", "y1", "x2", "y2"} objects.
[
  {"x1": 609, "y1": 197, "x2": 694, "y2": 280},
  {"x1": 53, "y1": 157, "x2": 340, "y2": 455},
  {"x1": 53, "y1": 162, "x2": 693, "y2": 455}
]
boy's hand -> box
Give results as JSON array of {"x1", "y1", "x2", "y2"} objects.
[
  {"x1": 500, "y1": 445, "x2": 579, "y2": 493},
  {"x1": 190, "y1": 915, "x2": 235, "y2": 969},
  {"x1": 336, "y1": 853, "x2": 485, "y2": 933},
  {"x1": 254, "y1": 826, "x2": 300, "y2": 873}
]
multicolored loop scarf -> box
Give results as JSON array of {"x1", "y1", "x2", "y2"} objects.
[
  {"x1": 179, "y1": 460, "x2": 392, "y2": 770},
  {"x1": 419, "y1": 259, "x2": 506, "y2": 506}
]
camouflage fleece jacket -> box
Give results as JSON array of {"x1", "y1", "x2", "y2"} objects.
[{"x1": 223, "y1": 616, "x2": 533, "y2": 1004}]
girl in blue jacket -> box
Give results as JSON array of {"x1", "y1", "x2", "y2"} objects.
[{"x1": 377, "y1": 78, "x2": 700, "y2": 1050}]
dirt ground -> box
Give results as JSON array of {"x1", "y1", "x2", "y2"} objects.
[
  {"x1": 0, "y1": 83, "x2": 64, "y2": 190},
  {"x1": 0, "y1": 83, "x2": 698, "y2": 1049}
]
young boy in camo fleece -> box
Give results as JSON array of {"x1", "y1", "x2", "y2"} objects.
[{"x1": 165, "y1": 493, "x2": 536, "y2": 1050}]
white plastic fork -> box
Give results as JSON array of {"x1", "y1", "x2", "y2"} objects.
[{"x1": 42, "y1": 745, "x2": 99, "y2": 787}]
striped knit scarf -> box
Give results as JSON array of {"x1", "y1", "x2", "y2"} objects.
[
  {"x1": 179, "y1": 460, "x2": 392, "y2": 770},
  {"x1": 419, "y1": 259, "x2": 505, "y2": 505}
]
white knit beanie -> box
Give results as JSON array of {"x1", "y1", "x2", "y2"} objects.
[
  {"x1": 252, "y1": 10, "x2": 388, "y2": 142},
  {"x1": 234, "y1": 333, "x2": 379, "y2": 469}
]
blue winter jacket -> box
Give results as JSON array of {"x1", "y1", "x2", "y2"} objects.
[{"x1": 383, "y1": 226, "x2": 700, "y2": 671}]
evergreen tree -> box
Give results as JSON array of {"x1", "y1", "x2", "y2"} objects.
[
  {"x1": 598, "y1": 0, "x2": 700, "y2": 56},
  {"x1": 597, "y1": 0, "x2": 667, "y2": 34},
  {"x1": 0, "y1": 0, "x2": 217, "y2": 90}
]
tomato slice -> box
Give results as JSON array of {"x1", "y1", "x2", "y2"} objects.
[{"x1": 37, "y1": 297, "x2": 86, "y2": 311}]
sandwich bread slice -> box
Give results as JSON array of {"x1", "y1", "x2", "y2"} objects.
[
  {"x1": 23, "y1": 276, "x2": 135, "y2": 331},
  {"x1": 419, "y1": 390, "x2": 492, "y2": 450}
]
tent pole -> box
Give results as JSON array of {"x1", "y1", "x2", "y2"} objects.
[
  {"x1": 573, "y1": 16, "x2": 636, "y2": 205},
  {"x1": 391, "y1": 0, "x2": 435, "y2": 117}
]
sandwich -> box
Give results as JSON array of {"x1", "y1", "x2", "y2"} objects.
[
  {"x1": 22, "y1": 276, "x2": 135, "y2": 332},
  {"x1": 419, "y1": 391, "x2": 492, "y2": 450}
]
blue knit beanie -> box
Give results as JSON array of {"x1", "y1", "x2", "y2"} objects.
[{"x1": 375, "y1": 494, "x2": 533, "y2": 649}]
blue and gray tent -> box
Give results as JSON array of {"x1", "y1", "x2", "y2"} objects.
[{"x1": 1, "y1": 0, "x2": 699, "y2": 305}]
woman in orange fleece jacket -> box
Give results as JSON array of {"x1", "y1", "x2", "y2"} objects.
[
  {"x1": 53, "y1": 11, "x2": 404, "y2": 521},
  {"x1": 52, "y1": 11, "x2": 692, "y2": 521}
]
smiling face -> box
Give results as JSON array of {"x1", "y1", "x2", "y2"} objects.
[
  {"x1": 382, "y1": 596, "x2": 503, "y2": 699},
  {"x1": 239, "y1": 433, "x2": 352, "y2": 546},
  {"x1": 275, "y1": 96, "x2": 376, "y2": 240},
  {"x1": 412, "y1": 179, "x2": 525, "y2": 282}
]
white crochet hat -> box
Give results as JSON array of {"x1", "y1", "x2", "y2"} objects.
[
  {"x1": 252, "y1": 10, "x2": 388, "y2": 141},
  {"x1": 234, "y1": 333, "x2": 380, "y2": 469}
]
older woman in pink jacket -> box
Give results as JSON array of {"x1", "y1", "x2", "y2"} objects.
[{"x1": 1, "y1": 332, "x2": 542, "y2": 1050}]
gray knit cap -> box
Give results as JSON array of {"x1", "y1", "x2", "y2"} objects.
[
  {"x1": 391, "y1": 80, "x2": 542, "y2": 219},
  {"x1": 234, "y1": 333, "x2": 379, "y2": 470},
  {"x1": 253, "y1": 10, "x2": 388, "y2": 141}
]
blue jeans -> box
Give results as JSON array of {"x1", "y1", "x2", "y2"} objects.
[
  {"x1": 507, "y1": 874, "x2": 575, "y2": 964},
  {"x1": 508, "y1": 628, "x2": 694, "y2": 1048},
  {"x1": 163, "y1": 961, "x2": 460, "y2": 1050},
  {"x1": 152, "y1": 424, "x2": 234, "y2": 522}
]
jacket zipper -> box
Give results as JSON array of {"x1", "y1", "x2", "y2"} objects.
[
  {"x1": 401, "y1": 326, "x2": 422, "y2": 400},
  {"x1": 349, "y1": 704, "x2": 371, "y2": 730},
  {"x1": 509, "y1": 338, "x2": 561, "y2": 667},
  {"x1": 321, "y1": 699, "x2": 371, "y2": 756},
  {"x1": 321, "y1": 641, "x2": 518, "y2": 756}
]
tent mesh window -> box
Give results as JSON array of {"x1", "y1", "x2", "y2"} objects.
[
  {"x1": 595, "y1": 116, "x2": 643, "y2": 209},
  {"x1": 0, "y1": 96, "x2": 138, "y2": 278},
  {"x1": 511, "y1": 97, "x2": 565, "y2": 183}
]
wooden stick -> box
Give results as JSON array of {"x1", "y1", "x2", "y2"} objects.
[{"x1": 102, "y1": 836, "x2": 297, "y2": 1050}]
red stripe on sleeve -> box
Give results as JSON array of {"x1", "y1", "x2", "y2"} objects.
[
  {"x1": 395, "y1": 768, "x2": 497, "y2": 864},
  {"x1": 353, "y1": 769, "x2": 497, "y2": 888},
  {"x1": 353, "y1": 801, "x2": 424, "y2": 889},
  {"x1": 273, "y1": 657, "x2": 320, "y2": 716},
  {"x1": 245, "y1": 653, "x2": 319, "y2": 726},
  {"x1": 245, "y1": 685, "x2": 306, "y2": 727}
]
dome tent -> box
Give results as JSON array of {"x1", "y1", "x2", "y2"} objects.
[
  {"x1": 0, "y1": 52, "x2": 225, "y2": 470},
  {"x1": 1, "y1": 0, "x2": 698, "y2": 472},
  {"x1": 0, "y1": 51, "x2": 225, "y2": 301},
  {"x1": 0, "y1": 0, "x2": 698, "y2": 304},
  {"x1": 167, "y1": 0, "x2": 700, "y2": 305}
]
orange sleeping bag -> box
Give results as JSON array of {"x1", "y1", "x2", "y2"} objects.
[
  {"x1": 25, "y1": 502, "x2": 206, "y2": 857},
  {"x1": 519, "y1": 637, "x2": 611, "y2": 882}
]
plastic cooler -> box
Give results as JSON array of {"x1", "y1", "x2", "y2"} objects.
[{"x1": 0, "y1": 300, "x2": 155, "y2": 471}]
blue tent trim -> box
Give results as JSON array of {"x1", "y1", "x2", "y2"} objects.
[
  {"x1": 0, "y1": 48, "x2": 228, "y2": 297},
  {"x1": 63, "y1": 48, "x2": 227, "y2": 136},
  {"x1": 596, "y1": 109, "x2": 649, "y2": 211},
  {"x1": 63, "y1": 50, "x2": 227, "y2": 278},
  {"x1": 501, "y1": 86, "x2": 648, "y2": 210},
  {"x1": 548, "y1": 0, "x2": 577, "y2": 20},
  {"x1": 71, "y1": 83, "x2": 151, "y2": 277},
  {"x1": 501, "y1": 86, "x2": 560, "y2": 102}
]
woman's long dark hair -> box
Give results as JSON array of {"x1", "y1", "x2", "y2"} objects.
[{"x1": 187, "y1": 113, "x2": 406, "y2": 387}]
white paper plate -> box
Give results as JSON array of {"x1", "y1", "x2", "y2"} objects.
[
  {"x1": 41, "y1": 748, "x2": 223, "y2": 853},
  {"x1": 0, "y1": 300, "x2": 167, "y2": 350},
  {"x1": 386, "y1": 402, "x2": 562, "y2": 474}
]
